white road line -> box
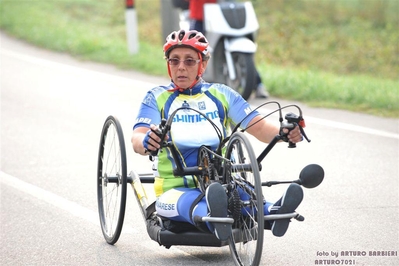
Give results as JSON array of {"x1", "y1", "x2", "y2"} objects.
[
  {"x1": 305, "y1": 116, "x2": 398, "y2": 139},
  {"x1": 0, "y1": 48, "x2": 152, "y2": 88},
  {"x1": 0, "y1": 171, "x2": 137, "y2": 233},
  {"x1": 255, "y1": 107, "x2": 398, "y2": 139},
  {"x1": 2, "y1": 48, "x2": 398, "y2": 140}
]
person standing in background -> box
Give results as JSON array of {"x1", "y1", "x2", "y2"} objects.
[{"x1": 188, "y1": 0, "x2": 270, "y2": 99}]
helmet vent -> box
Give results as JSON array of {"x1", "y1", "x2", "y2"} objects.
[
  {"x1": 198, "y1": 37, "x2": 206, "y2": 43},
  {"x1": 188, "y1": 32, "x2": 197, "y2": 40},
  {"x1": 178, "y1": 30, "x2": 185, "y2": 41}
]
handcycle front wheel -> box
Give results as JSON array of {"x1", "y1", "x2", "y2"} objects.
[
  {"x1": 97, "y1": 116, "x2": 127, "y2": 245},
  {"x1": 225, "y1": 132, "x2": 264, "y2": 266}
]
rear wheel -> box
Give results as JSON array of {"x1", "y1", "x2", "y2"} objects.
[
  {"x1": 97, "y1": 116, "x2": 127, "y2": 245},
  {"x1": 225, "y1": 132, "x2": 264, "y2": 266}
]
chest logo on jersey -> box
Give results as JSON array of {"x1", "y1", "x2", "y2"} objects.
[
  {"x1": 182, "y1": 100, "x2": 190, "y2": 109},
  {"x1": 198, "y1": 101, "x2": 206, "y2": 110},
  {"x1": 172, "y1": 111, "x2": 219, "y2": 123}
]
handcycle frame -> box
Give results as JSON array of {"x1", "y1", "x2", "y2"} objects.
[{"x1": 97, "y1": 101, "x2": 324, "y2": 266}]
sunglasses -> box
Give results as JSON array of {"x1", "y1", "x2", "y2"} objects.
[{"x1": 167, "y1": 58, "x2": 201, "y2": 67}]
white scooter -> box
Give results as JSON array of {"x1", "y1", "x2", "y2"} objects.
[{"x1": 178, "y1": 0, "x2": 260, "y2": 100}]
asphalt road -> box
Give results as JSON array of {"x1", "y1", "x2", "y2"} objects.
[{"x1": 1, "y1": 32, "x2": 398, "y2": 266}]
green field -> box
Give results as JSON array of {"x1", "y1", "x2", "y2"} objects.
[{"x1": 1, "y1": 0, "x2": 398, "y2": 117}]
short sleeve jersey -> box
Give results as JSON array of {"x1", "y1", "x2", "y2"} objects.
[{"x1": 133, "y1": 79, "x2": 259, "y2": 197}]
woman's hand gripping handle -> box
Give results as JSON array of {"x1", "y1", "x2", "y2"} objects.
[
  {"x1": 143, "y1": 119, "x2": 168, "y2": 156},
  {"x1": 280, "y1": 113, "x2": 310, "y2": 148}
]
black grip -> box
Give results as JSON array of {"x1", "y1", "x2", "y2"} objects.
[
  {"x1": 149, "y1": 119, "x2": 167, "y2": 157},
  {"x1": 280, "y1": 119, "x2": 297, "y2": 148},
  {"x1": 288, "y1": 141, "x2": 296, "y2": 148},
  {"x1": 295, "y1": 214, "x2": 305, "y2": 221},
  {"x1": 150, "y1": 150, "x2": 158, "y2": 156},
  {"x1": 193, "y1": 215, "x2": 203, "y2": 223}
]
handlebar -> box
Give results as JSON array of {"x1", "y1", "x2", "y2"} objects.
[{"x1": 148, "y1": 102, "x2": 311, "y2": 172}]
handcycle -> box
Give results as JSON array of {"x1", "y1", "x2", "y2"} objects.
[{"x1": 96, "y1": 101, "x2": 324, "y2": 266}]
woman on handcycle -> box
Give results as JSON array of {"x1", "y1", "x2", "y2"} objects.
[{"x1": 131, "y1": 29, "x2": 303, "y2": 241}]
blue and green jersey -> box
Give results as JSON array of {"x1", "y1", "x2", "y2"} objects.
[{"x1": 134, "y1": 79, "x2": 259, "y2": 196}]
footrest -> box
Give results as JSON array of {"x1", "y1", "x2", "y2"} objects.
[
  {"x1": 264, "y1": 212, "x2": 304, "y2": 221},
  {"x1": 195, "y1": 216, "x2": 234, "y2": 224}
]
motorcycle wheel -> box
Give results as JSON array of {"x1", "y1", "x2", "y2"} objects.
[{"x1": 219, "y1": 52, "x2": 257, "y2": 100}]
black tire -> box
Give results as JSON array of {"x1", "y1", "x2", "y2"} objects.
[
  {"x1": 225, "y1": 132, "x2": 264, "y2": 266},
  {"x1": 97, "y1": 116, "x2": 127, "y2": 245},
  {"x1": 213, "y1": 44, "x2": 257, "y2": 100}
]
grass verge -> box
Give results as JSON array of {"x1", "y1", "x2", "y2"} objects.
[{"x1": 1, "y1": 0, "x2": 397, "y2": 117}]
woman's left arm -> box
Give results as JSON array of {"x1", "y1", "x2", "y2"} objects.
[{"x1": 245, "y1": 115, "x2": 302, "y2": 144}]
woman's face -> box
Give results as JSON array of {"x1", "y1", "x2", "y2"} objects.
[{"x1": 168, "y1": 47, "x2": 208, "y2": 89}]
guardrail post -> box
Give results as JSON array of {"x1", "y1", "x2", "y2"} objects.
[{"x1": 125, "y1": 0, "x2": 139, "y2": 54}]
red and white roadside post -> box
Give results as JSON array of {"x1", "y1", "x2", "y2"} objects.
[{"x1": 125, "y1": 0, "x2": 139, "y2": 54}]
